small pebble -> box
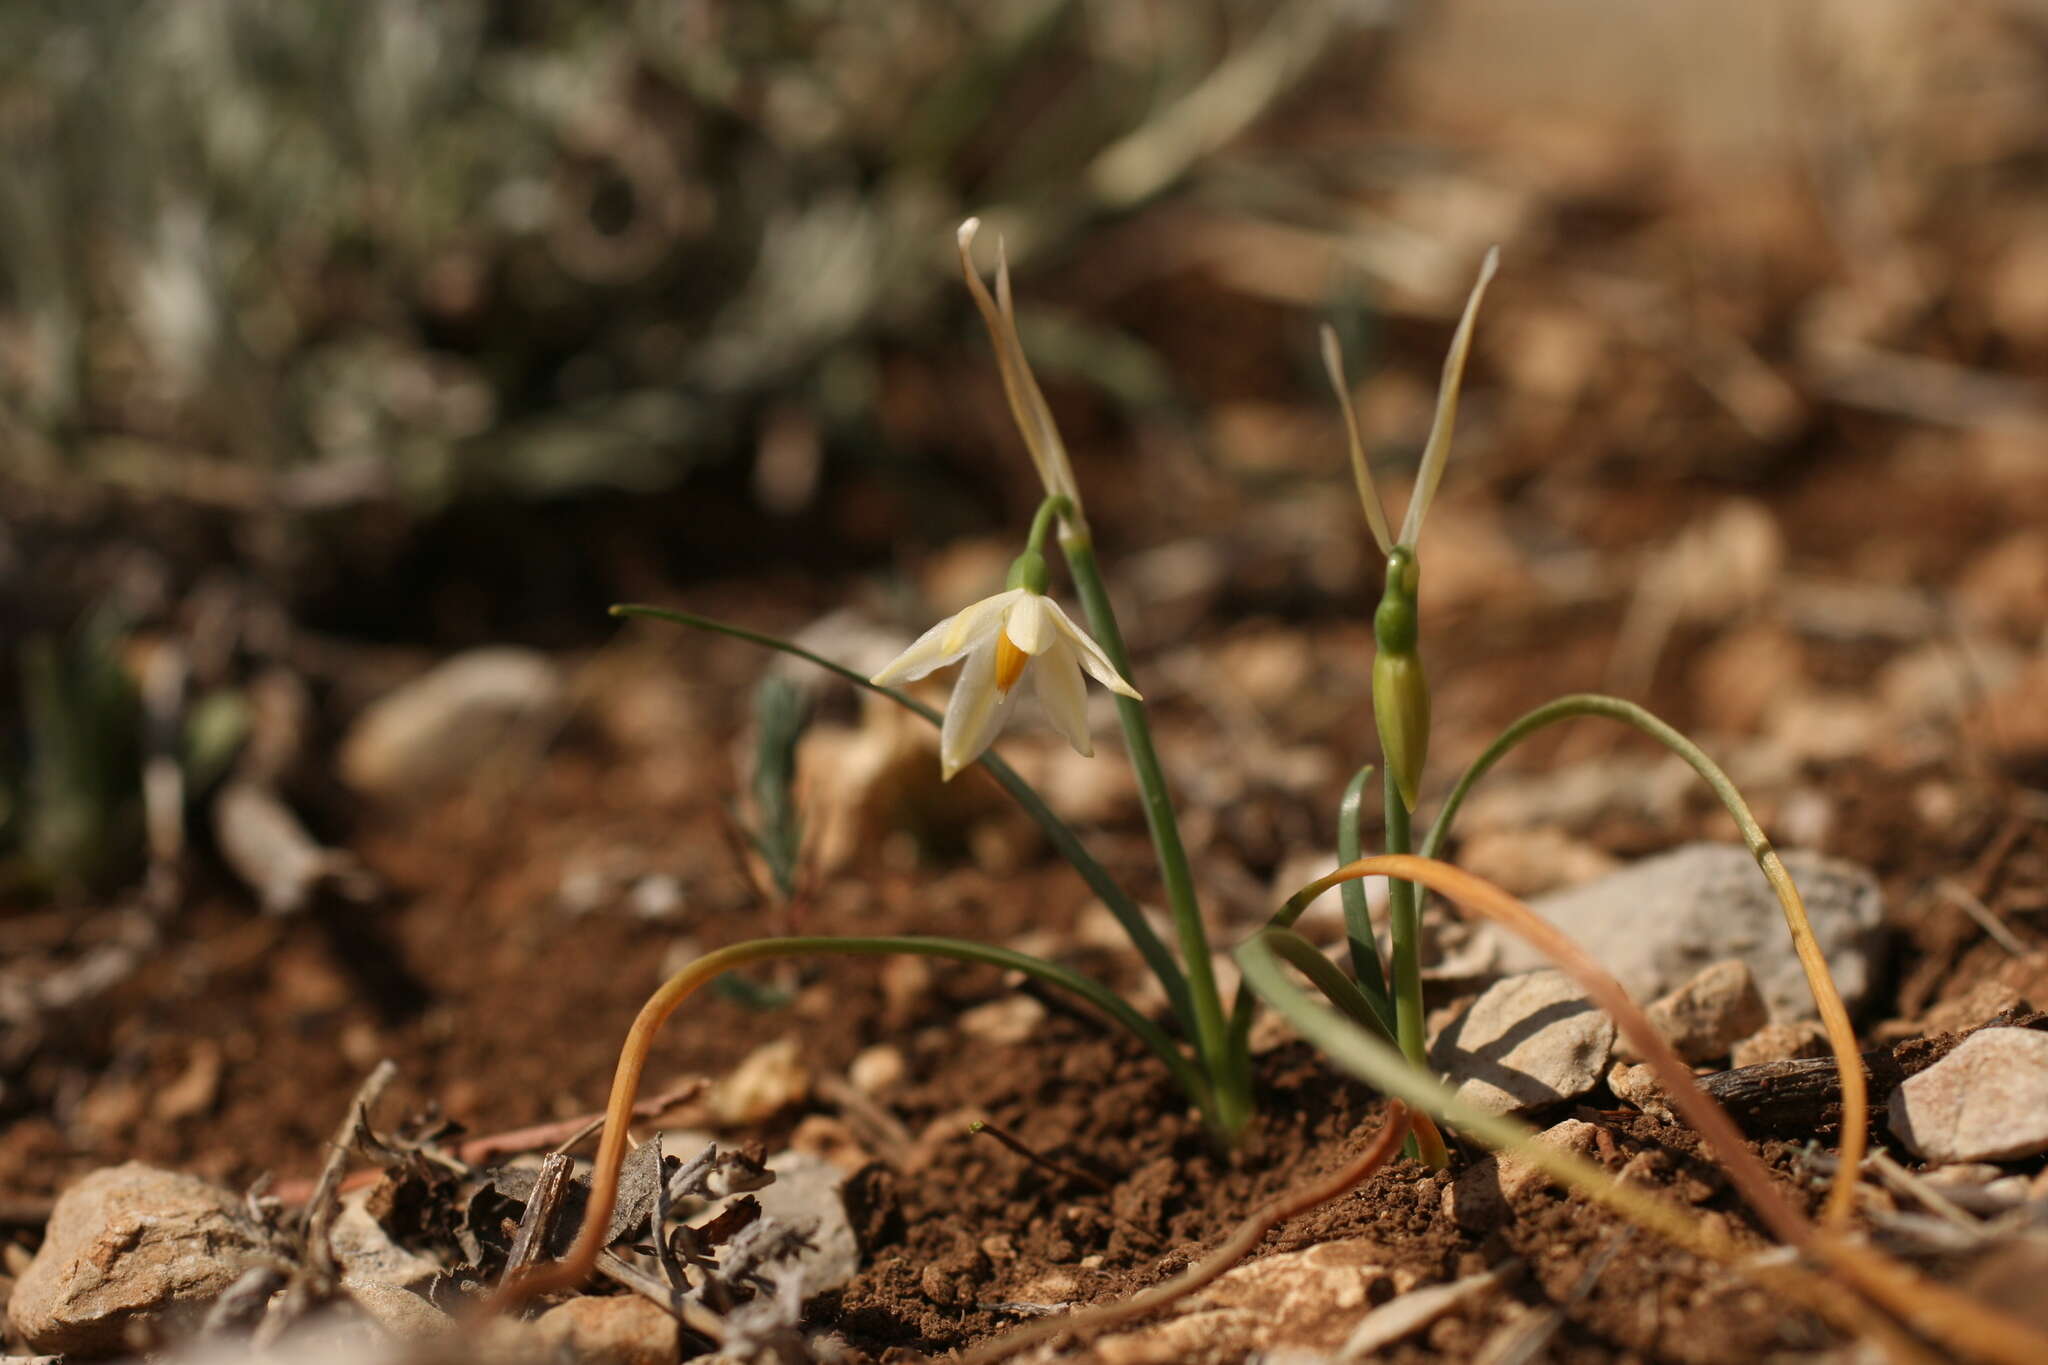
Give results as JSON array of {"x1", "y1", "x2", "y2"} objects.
[
  {"x1": 1730, "y1": 1019, "x2": 1830, "y2": 1069},
  {"x1": 1633, "y1": 959, "x2": 1768, "y2": 1064},
  {"x1": 1888, "y1": 1028, "x2": 2048, "y2": 1164},
  {"x1": 710, "y1": 1037, "x2": 808, "y2": 1126},
  {"x1": 533, "y1": 1294, "x2": 680, "y2": 1365},
  {"x1": 1607, "y1": 1061, "x2": 1676, "y2": 1121},
  {"x1": 848, "y1": 1044, "x2": 907, "y2": 1095},
  {"x1": 9, "y1": 1163, "x2": 264, "y2": 1356}
]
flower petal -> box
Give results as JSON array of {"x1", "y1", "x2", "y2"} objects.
[
  {"x1": 943, "y1": 588, "x2": 1025, "y2": 655},
  {"x1": 870, "y1": 590, "x2": 1018, "y2": 686},
  {"x1": 1033, "y1": 638, "x2": 1093, "y2": 757},
  {"x1": 1002, "y1": 591, "x2": 1053, "y2": 655},
  {"x1": 939, "y1": 639, "x2": 1011, "y2": 780},
  {"x1": 1041, "y1": 599, "x2": 1142, "y2": 699}
]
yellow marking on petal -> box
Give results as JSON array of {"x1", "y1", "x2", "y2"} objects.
[
  {"x1": 994, "y1": 631, "x2": 1029, "y2": 693},
  {"x1": 941, "y1": 612, "x2": 975, "y2": 654}
]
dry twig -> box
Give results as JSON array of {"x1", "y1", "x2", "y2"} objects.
[
  {"x1": 499, "y1": 1152, "x2": 574, "y2": 1284},
  {"x1": 303, "y1": 1058, "x2": 397, "y2": 1286},
  {"x1": 967, "y1": 1117, "x2": 1114, "y2": 1196}
]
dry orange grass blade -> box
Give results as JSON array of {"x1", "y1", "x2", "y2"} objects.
[
  {"x1": 1418, "y1": 694, "x2": 1868, "y2": 1224},
  {"x1": 487, "y1": 934, "x2": 1208, "y2": 1313},
  {"x1": 1298, "y1": 855, "x2": 2048, "y2": 1365}
]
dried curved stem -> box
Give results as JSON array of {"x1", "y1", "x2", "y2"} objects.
[
  {"x1": 1283, "y1": 855, "x2": 2048, "y2": 1365},
  {"x1": 490, "y1": 936, "x2": 1210, "y2": 1312},
  {"x1": 1420, "y1": 693, "x2": 1866, "y2": 1225},
  {"x1": 958, "y1": 1102, "x2": 1413, "y2": 1365},
  {"x1": 1237, "y1": 931, "x2": 1950, "y2": 1365}
]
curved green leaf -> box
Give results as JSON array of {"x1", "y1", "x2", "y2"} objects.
[
  {"x1": 609, "y1": 603, "x2": 1193, "y2": 1034},
  {"x1": 1417, "y1": 691, "x2": 1867, "y2": 1225},
  {"x1": 1336, "y1": 762, "x2": 1392, "y2": 1018}
]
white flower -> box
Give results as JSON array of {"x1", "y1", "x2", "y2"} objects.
[{"x1": 870, "y1": 588, "x2": 1141, "y2": 780}]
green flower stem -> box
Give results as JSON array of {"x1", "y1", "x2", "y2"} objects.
[
  {"x1": 1379, "y1": 764, "x2": 1428, "y2": 1163},
  {"x1": 1025, "y1": 494, "x2": 1074, "y2": 556},
  {"x1": 1237, "y1": 931, "x2": 1732, "y2": 1258},
  {"x1": 1057, "y1": 533, "x2": 1244, "y2": 1138},
  {"x1": 609, "y1": 604, "x2": 1195, "y2": 1033},
  {"x1": 1336, "y1": 763, "x2": 1394, "y2": 1035},
  {"x1": 1383, "y1": 764, "x2": 1425, "y2": 1071}
]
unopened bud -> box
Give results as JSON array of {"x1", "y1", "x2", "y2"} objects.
[{"x1": 1372, "y1": 549, "x2": 1428, "y2": 811}]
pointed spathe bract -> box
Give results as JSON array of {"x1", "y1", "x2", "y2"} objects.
[
  {"x1": 1322, "y1": 323, "x2": 1396, "y2": 558},
  {"x1": 1398, "y1": 246, "x2": 1498, "y2": 550},
  {"x1": 957, "y1": 219, "x2": 1087, "y2": 535}
]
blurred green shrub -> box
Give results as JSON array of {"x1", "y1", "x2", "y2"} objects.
[
  {"x1": 0, "y1": 0, "x2": 1371, "y2": 510},
  {"x1": 2, "y1": 610, "x2": 142, "y2": 898}
]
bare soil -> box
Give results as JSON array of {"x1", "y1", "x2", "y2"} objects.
[{"x1": 8, "y1": 10, "x2": 2048, "y2": 1347}]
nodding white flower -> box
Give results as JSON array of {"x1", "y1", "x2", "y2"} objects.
[{"x1": 871, "y1": 587, "x2": 1140, "y2": 780}]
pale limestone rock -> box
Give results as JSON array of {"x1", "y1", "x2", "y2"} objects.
[
  {"x1": 1446, "y1": 1118, "x2": 1602, "y2": 1230},
  {"x1": 957, "y1": 995, "x2": 1046, "y2": 1046},
  {"x1": 1498, "y1": 844, "x2": 1884, "y2": 1018},
  {"x1": 338, "y1": 648, "x2": 563, "y2": 800},
  {"x1": 1430, "y1": 971, "x2": 1616, "y2": 1116},
  {"x1": 341, "y1": 1279, "x2": 451, "y2": 1343},
  {"x1": 532, "y1": 1295, "x2": 679, "y2": 1365},
  {"x1": 847, "y1": 1044, "x2": 906, "y2": 1095},
  {"x1": 1606, "y1": 1061, "x2": 1676, "y2": 1122},
  {"x1": 1888, "y1": 1029, "x2": 2048, "y2": 1164},
  {"x1": 1337, "y1": 1269, "x2": 1502, "y2": 1360},
  {"x1": 755, "y1": 1150, "x2": 861, "y2": 1297},
  {"x1": 710, "y1": 1037, "x2": 808, "y2": 1126},
  {"x1": 1730, "y1": 1019, "x2": 1830, "y2": 1069},
  {"x1": 10, "y1": 1163, "x2": 264, "y2": 1356},
  {"x1": 327, "y1": 1188, "x2": 440, "y2": 1290},
  {"x1": 1091, "y1": 1239, "x2": 1408, "y2": 1364},
  {"x1": 1632, "y1": 959, "x2": 1767, "y2": 1063}
]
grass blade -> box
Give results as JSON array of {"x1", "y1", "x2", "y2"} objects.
[
  {"x1": 1418, "y1": 692, "x2": 1865, "y2": 1225},
  {"x1": 498, "y1": 932, "x2": 1214, "y2": 1310},
  {"x1": 1253, "y1": 856, "x2": 2048, "y2": 1365},
  {"x1": 1336, "y1": 762, "x2": 1393, "y2": 1025}
]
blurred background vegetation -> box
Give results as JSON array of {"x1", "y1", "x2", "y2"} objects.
[
  {"x1": 4, "y1": 0, "x2": 2047, "y2": 901},
  {"x1": 0, "y1": 0, "x2": 1392, "y2": 508}
]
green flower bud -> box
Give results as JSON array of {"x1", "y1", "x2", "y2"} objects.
[
  {"x1": 1006, "y1": 548, "x2": 1050, "y2": 594},
  {"x1": 1373, "y1": 650, "x2": 1429, "y2": 812},
  {"x1": 1372, "y1": 548, "x2": 1429, "y2": 812}
]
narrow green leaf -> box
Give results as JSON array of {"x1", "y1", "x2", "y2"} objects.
[
  {"x1": 609, "y1": 603, "x2": 1194, "y2": 1034},
  {"x1": 1336, "y1": 762, "x2": 1392, "y2": 1022},
  {"x1": 1264, "y1": 926, "x2": 1395, "y2": 1045},
  {"x1": 1238, "y1": 929, "x2": 1716, "y2": 1252}
]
